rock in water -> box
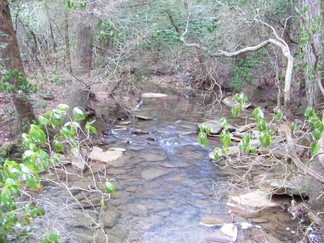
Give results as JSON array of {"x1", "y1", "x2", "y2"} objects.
[
  {"x1": 198, "y1": 120, "x2": 223, "y2": 134},
  {"x1": 141, "y1": 168, "x2": 169, "y2": 180},
  {"x1": 89, "y1": 146, "x2": 125, "y2": 166}
]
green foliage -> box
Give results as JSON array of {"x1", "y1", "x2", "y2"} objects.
[
  {"x1": 231, "y1": 93, "x2": 249, "y2": 117},
  {"x1": 66, "y1": 0, "x2": 87, "y2": 10},
  {"x1": 304, "y1": 107, "x2": 324, "y2": 155},
  {"x1": 197, "y1": 125, "x2": 211, "y2": 146},
  {"x1": 41, "y1": 232, "x2": 60, "y2": 243},
  {"x1": 0, "y1": 70, "x2": 37, "y2": 94},
  {"x1": 104, "y1": 180, "x2": 116, "y2": 195},
  {"x1": 229, "y1": 50, "x2": 266, "y2": 91},
  {"x1": 0, "y1": 104, "x2": 97, "y2": 241}
]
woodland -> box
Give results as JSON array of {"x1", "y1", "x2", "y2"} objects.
[{"x1": 1, "y1": 0, "x2": 324, "y2": 242}]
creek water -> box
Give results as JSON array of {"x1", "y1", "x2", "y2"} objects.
[{"x1": 30, "y1": 90, "x2": 306, "y2": 243}]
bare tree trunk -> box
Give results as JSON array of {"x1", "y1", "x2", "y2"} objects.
[
  {"x1": 64, "y1": 8, "x2": 72, "y2": 73},
  {"x1": 75, "y1": 11, "x2": 94, "y2": 77},
  {"x1": 299, "y1": 0, "x2": 322, "y2": 108},
  {"x1": 0, "y1": 0, "x2": 36, "y2": 133},
  {"x1": 44, "y1": 0, "x2": 57, "y2": 66}
]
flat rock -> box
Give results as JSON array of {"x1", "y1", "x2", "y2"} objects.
[
  {"x1": 89, "y1": 146, "x2": 125, "y2": 166},
  {"x1": 161, "y1": 162, "x2": 191, "y2": 168},
  {"x1": 198, "y1": 120, "x2": 223, "y2": 134},
  {"x1": 140, "y1": 151, "x2": 166, "y2": 162},
  {"x1": 136, "y1": 115, "x2": 153, "y2": 120},
  {"x1": 227, "y1": 190, "x2": 280, "y2": 216},
  {"x1": 142, "y1": 168, "x2": 169, "y2": 180},
  {"x1": 132, "y1": 129, "x2": 149, "y2": 135},
  {"x1": 258, "y1": 177, "x2": 309, "y2": 198},
  {"x1": 250, "y1": 228, "x2": 283, "y2": 243},
  {"x1": 141, "y1": 93, "x2": 168, "y2": 98},
  {"x1": 199, "y1": 217, "x2": 225, "y2": 227}
]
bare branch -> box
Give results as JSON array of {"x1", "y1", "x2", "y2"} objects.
[{"x1": 165, "y1": 6, "x2": 294, "y2": 116}]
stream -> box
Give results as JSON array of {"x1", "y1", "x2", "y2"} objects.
[{"x1": 29, "y1": 89, "x2": 307, "y2": 243}]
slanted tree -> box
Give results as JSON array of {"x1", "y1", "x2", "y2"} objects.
[{"x1": 0, "y1": 0, "x2": 36, "y2": 133}]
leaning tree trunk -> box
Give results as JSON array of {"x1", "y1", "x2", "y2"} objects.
[
  {"x1": 299, "y1": 0, "x2": 322, "y2": 108},
  {"x1": 0, "y1": 0, "x2": 36, "y2": 133}
]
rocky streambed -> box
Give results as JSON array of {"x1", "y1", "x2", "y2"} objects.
[{"x1": 28, "y1": 90, "x2": 321, "y2": 242}]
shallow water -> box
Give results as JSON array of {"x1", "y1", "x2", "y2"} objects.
[{"x1": 31, "y1": 91, "x2": 306, "y2": 243}]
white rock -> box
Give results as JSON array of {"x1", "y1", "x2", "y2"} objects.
[
  {"x1": 89, "y1": 146, "x2": 125, "y2": 165},
  {"x1": 220, "y1": 223, "x2": 238, "y2": 242},
  {"x1": 141, "y1": 93, "x2": 168, "y2": 98}
]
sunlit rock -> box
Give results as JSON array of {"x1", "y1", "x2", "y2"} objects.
[
  {"x1": 141, "y1": 93, "x2": 168, "y2": 98},
  {"x1": 89, "y1": 146, "x2": 125, "y2": 167},
  {"x1": 136, "y1": 115, "x2": 153, "y2": 120},
  {"x1": 199, "y1": 217, "x2": 224, "y2": 227},
  {"x1": 227, "y1": 190, "x2": 280, "y2": 216},
  {"x1": 220, "y1": 223, "x2": 238, "y2": 242}
]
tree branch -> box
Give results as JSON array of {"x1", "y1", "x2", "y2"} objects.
[{"x1": 165, "y1": 6, "x2": 294, "y2": 116}]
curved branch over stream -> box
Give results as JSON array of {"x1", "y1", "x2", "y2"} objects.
[{"x1": 165, "y1": 7, "x2": 294, "y2": 117}]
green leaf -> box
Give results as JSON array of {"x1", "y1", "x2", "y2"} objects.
[
  {"x1": 231, "y1": 106, "x2": 240, "y2": 117},
  {"x1": 53, "y1": 140, "x2": 63, "y2": 152},
  {"x1": 73, "y1": 107, "x2": 85, "y2": 121},
  {"x1": 256, "y1": 119, "x2": 267, "y2": 131},
  {"x1": 197, "y1": 131, "x2": 209, "y2": 146},
  {"x1": 311, "y1": 142, "x2": 319, "y2": 155},
  {"x1": 51, "y1": 153, "x2": 61, "y2": 165},
  {"x1": 5, "y1": 178, "x2": 16, "y2": 186},
  {"x1": 239, "y1": 132, "x2": 251, "y2": 153},
  {"x1": 85, "y1": 121, "x2": 97, "y2": 134},
  {"x1": 57, "y1": 104, "x2": 70, "y2": 111},
  {"x1": 42, "y1": 232, "x2": 60, "y2": 243},
  {"x1": 29, "y1": 125, "x2": 46, "y2": 144},
  {"x1": 259, "y1": 130, "x2": 272, "y2": 148},
  {"x1": 250, "y1": 147, "x2": 257, "y2": 154},
  {"x1": 290, "y1": 122, "x2": 297, "y2": 132},
  {"x1": 219, "y1": 117, "x2": 228, "y2": 128},
  {"x1": 276, "y1": 111, "x2": 284, "y2": 120},
  {"x1": 105, "y1": 181, "x2": 116, "y2": 194},
  {"x1": 220, "y1": 130, "x2": 231, "y2": 148},
  {"x1": 38, "y1": 116, "x2": 49, "y2": 126},
  {"x1": 27, "y1": 177, "x2": 40, "y2": 190},
  {"x1": 304, "y1": 107, "x2": 315, "y2": 120},
  {"x1": 213, "y1": 148, "x2": 220, "y2": 161},
  {"x1": 252, "y1": 107, "x2": 264, "y2": 121},
  {"x1": 312, "y1": 128, "x2": 322, "y2": 140}
]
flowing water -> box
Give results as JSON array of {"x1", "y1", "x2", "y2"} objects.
[{"x1": 30, "y1": 90, "x2": 308, "y2": 243}]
